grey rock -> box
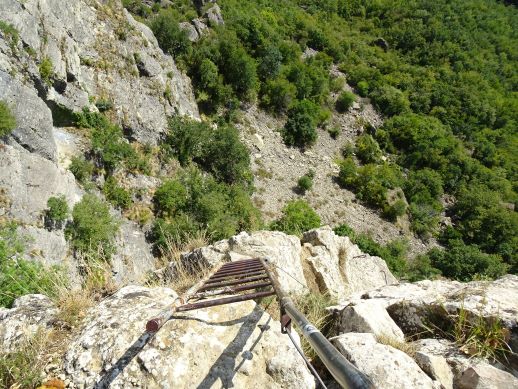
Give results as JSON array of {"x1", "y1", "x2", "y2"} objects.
[
  {"x1": 302, "y1": 226, "x2": 397, "y2": 297},
  {"x1": 63, "y1": 286, "x2": 315, "y2": 388},
  {"x1": 457, "y1": 363, "x2": 518, "y2": 389},
  {"x1": 0, "y1": 70, "x2": 57, "y2": 161},
  {"x1": 332, "y1": 333, "x2": 437, "y2": 389},
  {"x1": 179, "y1": 22, "x2": 199, "y2": 42},
  {"x1": 0, "y1": 294, "x2": 58, "y2": 352},
  {"x1": 204, "y1": 4, "x2": 224, "y2": 26},
  {"x1": 336, "y1": 300, "x2": 404, "y2": 341},
  {"x1": 192, "y1": 18, "x2": 209, "y2": 36},
  {"x1": 111, "y1": 220, "x2": 156, "y2": 284},
  {"x1": 0, "y1": 144, "x2": 82, "y2": 224},
  {"x1": 415, "y1": 351, "x2": 454, "y2": 389},
  {"x1": 17, "y1": 225, "x2": 69, "y2": 266}
]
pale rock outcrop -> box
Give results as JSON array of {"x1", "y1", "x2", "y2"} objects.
[
  {"x1": 0, "y1": 0, "x2": 199, "y2": 146},
  {"x1": 63, "y1": 285, "x2": 315, "y2": 389},
  {"x1": 335, "y1": 300, "x2": 404, "y2": 341},
  {"x1": 204, "y1": 4, "x2": 225, "y2": 26},
  {"x1": 0, "y1": 294, "x2": 58, "y2": 352},
  {"x1": 0, "y1": 144, "x2": 82, "y2": 224},
  {"x1": 17, "y1": 225, "x2": 69, "y2": 266},
  {"x1": 179, "y1": 22, "x2": 199, "y2": 42},
  {"x1": 302, "y1": 226, "x2": 397, "y2": 297},
  {"x1": 0, "y1": 70, "x2": 57, "y2": 161},
  {"x1": 456, "y1": 363, "x2": 518, "y2": 389},
  {"x1": 331, "y1": 333, "x2": 438, "y2": 389}
]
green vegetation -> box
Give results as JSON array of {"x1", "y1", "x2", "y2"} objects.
[
  {"x1": 271, "y1": 199, "x2": 320, "y2": 235},
  {"x1": 123, "y1": 0, "x2": 518, "y2": 281},
  {"x1": 103, "y1": 177, "x2": 132, "y2": 210},
  {"x1": 297, "y1": 170, "x2": 315, "y2": 193},
  {"x1": 69, "y1": 156, "x2": 94, "y2": 185},
  {"x1": 335, "y1": 91, "x2": 356, "y2": 112},
  {"x1": 150, "y1": 11, "x2": 191, "y2": 57},
  {"x1": 45, "y1": 195, "x2": 69, "y2": 229},
  {"x1": 151, "y1": 168, "x2": 261, "y2": 250},
  {"x1": 65, "y1": 194, "x2": 119, "y2": 261},
  {"x1": 0, "y1": 21, "x2": 19, "y2": 50},
  {"x1": 0, "y1": 223, "x2": 64, "y2": 308},
  {"x1": 39, "y1": 57, "x2": 53, "y2": 85},
  {"x1": 0, "y1": 101, "x2": 16, "y2": 137},
  {"x1": 355, "y1": 133, "x2": 382, "y2": 164},
  {"x1": 165, "y1": 117, "x2": 252, "y2": 186}
]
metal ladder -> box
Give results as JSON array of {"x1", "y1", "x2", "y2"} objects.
[{"x1": 146, "y1": 258, "x2": 375, "y2": 389}]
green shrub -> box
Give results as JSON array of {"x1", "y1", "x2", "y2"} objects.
[
  {"x1": 66, "y1": 194, "x2": 119, "y2": 260},
  {"x1": 0, "y1": 222, "x2": 65, "y2": 308},
  {"x1": 372, "y1": 86, "x2": 409, "y2": 116},
  {"x1": 45, "y1": 195, "x2": 69, "y2": 228},
  {"x1": 282, "y1": 100, "x2": 320, "y2": 148},
  {"x1": 426, "y1": 242, "x2": 508, "y2": 281},
  {"x1": 0, "y1": 101, "x2": 16, "y2": 137},
  {"x1": 335, "y1": 91, "x2": 356, "y2": 112},
  {"x1": 166, "y1": 118, "x2": 252, "y2": 186},
  {"x1": 408, "y1": 202, "x2": 441, "y2": 239},
  {"x1": 328, "y1": 126, "x2": 341, "y2": 139},
  {"x1": 150, "y1": 12, "x2": 191, "y2": 57},
  {"x1": 103, "y1": 177, "x2": 132, "y2": 210},
  {"x1": 0, "y1": 21, "x2": 19, "y2": 50},
  {"x1": 356, "y1": 81, "x2": 369, "y2": 97},
  {"x1": 69, "y1": 156, "x2": 94, "y2": 184},
  {"x1": 383, "y1": 199, "x2": 407, "y2": 221},
  {"x1": 338, "y1": 157, "x2": 357, "y2": 188},
  {"x1": 271, "y1": 199, "x2": 320, "y2": 235},
  {"x1": 261, "y1": 78, "x2": 297, "y2": 114},
  {"x1": 297, "y1": 170, "x2": 315, "y2": 193},
  {"x1": 355, "y1": 133, "x2": 382, "y2": 164},
  {"x1": 154, "y1": 179, "x2": 188, "y2": 217},
  {"x1": 39, "y1": 57, "x2": 53, "y2": 85}
]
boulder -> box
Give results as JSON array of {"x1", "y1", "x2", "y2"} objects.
[
  {"x1": 179, "y1": 22, "x2": 199, "y2": 42},
  {"x1": 414, "y1": 351, "x2": 454, "y2": 389},
  {"x1": 192, "y1": 18, "x2": 208, "y2": 36},
  {"x1": 335, "y1": 300, "x2": 404, "y2": 341},
  {"x1": 331, "y1": 333, "x2": 437, "y2": 389},
  {"x1": 204, "y1": 4, "x2": 224, "y2": 26},
  {"x1": 456, "y1": 363, "x2": 518, "y2": 389},
  {"x1": 17, "y1": 225, "x2": 69, "y2": 266},
  {"x1": 63, "y1": 285, "x2": 316, "y2": 388},
  {"x1": 302, "y1": 226, "x2": 397, "y2": 297},
  {"x1": 0, "y1": 70, "x2": 57, "y2": 161},
  {"x1": 0, "y1": 294, "x2": 58, "y2": 352}
]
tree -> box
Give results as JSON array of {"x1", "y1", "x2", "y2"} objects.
[
  {"x1": 372, "y1": 85, "x2": 410, "y2": 116},
  {"x1": 154, "y1": 179, "x2": 188, "y2": 217},
  {"x1": 282, "y1": 99, "x2": 320, "y2": 148},
  {"x1": 66, "y1": 195, "x2": 119, "y2": 260},
  {"x1": 261, "y1": 78, "x2": 297, "y2": 113},
  {"x1": 355, "y1": 133, "x2": 382, "y2": 164},
  {"x1": 335, "y1": 91, "x2": 356, "y2": 112},
  {"x1": 0, "y1": 101, "x2": 16, "y2": 137},
  {"x1": 271, "y1": 199, "x2": 320, "y2": 235},
  {"x1": 45, "y1": 195, "x2": 69, "y2": 229},
  {"x1": 151, "y1": 12, "x2": 191, "y2": 57}
]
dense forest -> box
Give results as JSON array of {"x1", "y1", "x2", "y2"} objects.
[{"x1": 123, "y1": 0, "x2": 518, "y2": 280}]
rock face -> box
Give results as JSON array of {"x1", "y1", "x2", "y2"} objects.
[
  {"x1": 0, "y1": 0, "x2": 199, "y2": 146},
  {"x1": 63, "y1": 285, "x2": 315, "y2": 388},
  {"x1": 332, "y1": 333, "x2": 437, "y2": 389},
  {"x1": 0, "y1": 144, "x2": 82, "y2": 224},
  {"x1": 0, "y1": 70, "x2": 57, "y2": 161}
]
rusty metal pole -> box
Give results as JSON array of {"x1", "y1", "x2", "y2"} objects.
[{"x1": 259, "y1": 258, "x2": 376, "y2": 389}]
